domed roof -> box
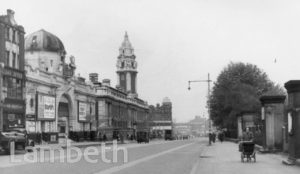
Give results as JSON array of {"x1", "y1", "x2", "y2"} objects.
[
  {"x1": 25, "y1": 29, "x2": 66, "y2": 54},
  {"x1": 162, "y1": 97, "x2": 171, "y2": 104}
]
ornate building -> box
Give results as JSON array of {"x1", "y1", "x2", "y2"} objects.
[
  {"x1": 0, "y1": 9, "x2": 26, "y2": 132},
  {"x1": 96, "y1": 32, "x2": 149, "y2": 141},
  {"x1": 25, "y1": 29, "x2": 97, "y2": 143},
  {"x1": 116, "y1": 32, "x2": 138, "y2": 98},
  {"x1": 24, "y1": 30, "x2": 149, "y2": 143}
]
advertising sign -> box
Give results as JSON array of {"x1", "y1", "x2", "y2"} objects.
[
  {"x1": 78, "y1": 102, "x2": 87, "y2": 122},
  {"x1": 37, "y1": 94, "x2": 56, "y2": 120}
]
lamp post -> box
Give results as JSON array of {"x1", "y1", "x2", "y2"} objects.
[{"x1": 188, "y1": 73, "x2": 212, "y2": 144}]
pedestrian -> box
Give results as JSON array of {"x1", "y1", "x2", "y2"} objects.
[
  {"x1": 242, "y1": 127, "x2": 254, "y2": 141},
  {"x1": 212, "y1": 132, "x2": 216, "y2": 143},
  {"x1": 218, "y1": 131, "x2": 224, "y2": 143}
]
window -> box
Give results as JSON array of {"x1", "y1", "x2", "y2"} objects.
[
  {"x1": 6, "y1": 51, "x2": 10, "y2": 66},
  {"x1": 12, "y1": 52, "x2": 16, "y2": 68},
  {"x1": 12, "y1": 30, "x2": 15, "y2": 43},
  {"x1": 15, "y1": 54, "x2": 19, "y2": 69},
  {"x1": 5, "y1": 27, "x2": 9, "y2": 40},
  {"x1": 5, "y1": 77, "x2": 23, "y2": 99},
  {"x1": 15, "y1": 31, "x2": 19, "y2": 43}
]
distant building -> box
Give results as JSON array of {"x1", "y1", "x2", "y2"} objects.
[
  {"x1": 149, "y1": 97, "x2": 172, "y2": 138},
  {"x1": 189, "y1": 116, "x2": 208, "y2": 136},
  {"x1": 173, "y1": 116, "x2": 208, "y2": 138},
  {"x1": 173, "y1": 123, "x2": 191, "y2": 138},
  {"x1": 0, "y1": 9, "x2": 26, "y2": 131}
]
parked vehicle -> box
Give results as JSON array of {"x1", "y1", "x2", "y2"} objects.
[
  {"x1": 136, "y1": 131, "x2": 149, "y2": 143},
  {"x1": 164, "y1": 130, "x2": 173, "y2": 140},
  {"x1": 0, "y1": 130, "x2": 27, "y2": 155}
]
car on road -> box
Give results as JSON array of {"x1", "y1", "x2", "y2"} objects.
[
  {"x1": 0, "y1": 130, "x2": 27, "y2": 155},
  {"x1": 136, "y1": 131, "x2": 150, "y2": 143}
]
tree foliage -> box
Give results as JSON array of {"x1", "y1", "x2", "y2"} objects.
[{"x1": 209, "y1": 62, "x2": 285, "y2": 129}]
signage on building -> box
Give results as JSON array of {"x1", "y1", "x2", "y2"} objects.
[
  {"x1": 37, "y1": 94, "x2": 56, "y2": 120},
  {"x1": 78, "y1": 101, "x2": 87, "y2": 122},
  {"x1": 3, "y1": 67, "x2": 24, "y2": 79},
  {"x1": 26, "y1": 121, "x2": 36, "y2": 132},
  {"x1": 3, "y1": 98, "x2": 25, "y2": 112}
]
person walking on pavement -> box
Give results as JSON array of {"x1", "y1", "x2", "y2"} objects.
[{"x1": 242, "y1": 127, "x2": 254, "y2": 141}]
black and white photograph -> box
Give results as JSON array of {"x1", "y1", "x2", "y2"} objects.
[{"x1": 0, "y1": 0, "x2": 300, "y2": 173}]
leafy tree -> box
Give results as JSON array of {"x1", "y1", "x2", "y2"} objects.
[{"x1": 209, "y1": 62, "x2": 285, "y2": 135}]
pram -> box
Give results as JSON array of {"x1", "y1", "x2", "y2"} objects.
[{"x1": 239, "y1": 141, "x2": 256, "y2": 162}]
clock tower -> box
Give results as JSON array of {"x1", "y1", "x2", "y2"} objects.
[{"x1": 116, "y1": 32, "x2": 138, "y2": 97}]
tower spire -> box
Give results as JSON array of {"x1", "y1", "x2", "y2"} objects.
[{"x1": 116, "y1": 31, "x2": 138, "y2": 98}]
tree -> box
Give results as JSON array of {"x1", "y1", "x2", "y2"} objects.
[{"x1": 209, "y1": 62, "x2": 285, "y2": 135}]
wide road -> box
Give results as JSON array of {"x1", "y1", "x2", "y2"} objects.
[{"x1": 0, "y1": 138, "x2": 207, "y2": 174}]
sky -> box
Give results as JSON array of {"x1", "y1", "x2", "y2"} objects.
[{"x1": 2, "y1": 0, "x2": 300, "y2": 122}]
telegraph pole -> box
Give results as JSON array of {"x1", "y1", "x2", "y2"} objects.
[{"x1": 188, "y1": 73, "x2": 212, "y2": 144}]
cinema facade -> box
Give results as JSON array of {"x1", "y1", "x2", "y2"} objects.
[{"x1": 24, "y1": 29, "x2": 149, "y2": 144}]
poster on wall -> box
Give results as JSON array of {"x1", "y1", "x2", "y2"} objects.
[
  {"x1": 37, "y1": 94, "x2": 56, "y2": 120},
  {"x1": 78, "y1": 101, "x2": 87, "y2": 122},
  {"x1": 26, "y1": 94, "x2": 36, "y2": 115}
]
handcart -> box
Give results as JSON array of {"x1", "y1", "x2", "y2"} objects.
[{"x1": 239, "y1": 141, "x2": 256, "y2": 162}]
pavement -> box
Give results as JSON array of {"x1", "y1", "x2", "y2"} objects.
[
  {"x1": 0, "y1": 138, "x2": 300, "y2": 174},
  {"x1": 191, "y1": 141, "x2": 300, "y2": 174}
]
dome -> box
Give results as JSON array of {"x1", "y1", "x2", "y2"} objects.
[
  {"x1": 25, "y1": 29, "x2": 66, "y2": 54},
  {"x1": 162, "y1": 97, "x2": 171, "y2": 104}
]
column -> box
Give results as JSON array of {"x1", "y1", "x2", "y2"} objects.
[
  {"x1": 283, "y1": 80, "x2": 300, "y2": 165},
  {"x1": 126, "y1": 72, "x2": 131, "y2": 93},
  {"x1": 260, "y1": 95, "x2": 286, "y2": 152}
]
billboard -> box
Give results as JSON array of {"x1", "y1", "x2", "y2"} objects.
[{"x1": 37, "y1": 94, "x2": 56, "y2": 120}]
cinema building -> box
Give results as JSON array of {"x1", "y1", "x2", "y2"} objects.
[{"x1": 24, "y1": 29, "x2": 149, "y2": 143}]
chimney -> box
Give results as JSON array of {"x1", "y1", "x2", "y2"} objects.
[
  {"x1": 102, "y1": 79, "x2": 111, "y2": 87},
  {"x1": 89, "y1": 73, "x2": 98, "y2": 83},
  {"x1": 6, "y1": 9, "x2": 17, "y2": 25},
  {"x1": 7, "y1": 9, "x2": 14, "y2": 18}
]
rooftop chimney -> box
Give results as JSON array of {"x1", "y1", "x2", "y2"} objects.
[
  {"x1": 102, "y1": 79, "x2": 111, "y2": 87},
  {"x1": 6, "y1": 9, "x2": 17, "y2": 25},
  {"x1": 89, "y1": 73, "x2": 98, "y2": 83}
]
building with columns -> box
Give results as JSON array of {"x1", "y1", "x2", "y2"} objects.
[
  {"x1": 0, "y1": 9, "x2": 26, "y2": 132},
  {"x1": 24, "y1": 30, "x2": 149, "y2": 143},
  {"x1": 95, "y1": 32, "x2": 149, "y2": 141}
]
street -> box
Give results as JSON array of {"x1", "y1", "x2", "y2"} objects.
[{"x1": 0, "y1": 138, "x2": 299, "y2": 174}]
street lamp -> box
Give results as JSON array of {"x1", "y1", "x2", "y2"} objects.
[{"x1": 188, "y1": 73, "x2": 212, "y2": 144}]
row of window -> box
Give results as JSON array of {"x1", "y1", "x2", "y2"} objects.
[
  {"x1": 5, "y1": 26, "x2": 19, "y2": 43},
  {"x1": 6, "y1": 50, "x2": 19, "y2": 69},
  {"x1": 2, "y1": 76, "x2": 23, "y2": 99}
]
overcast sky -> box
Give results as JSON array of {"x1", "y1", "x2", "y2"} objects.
[{"x1": 2, "y1": 0, "x2": 300, "y2": 122}]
